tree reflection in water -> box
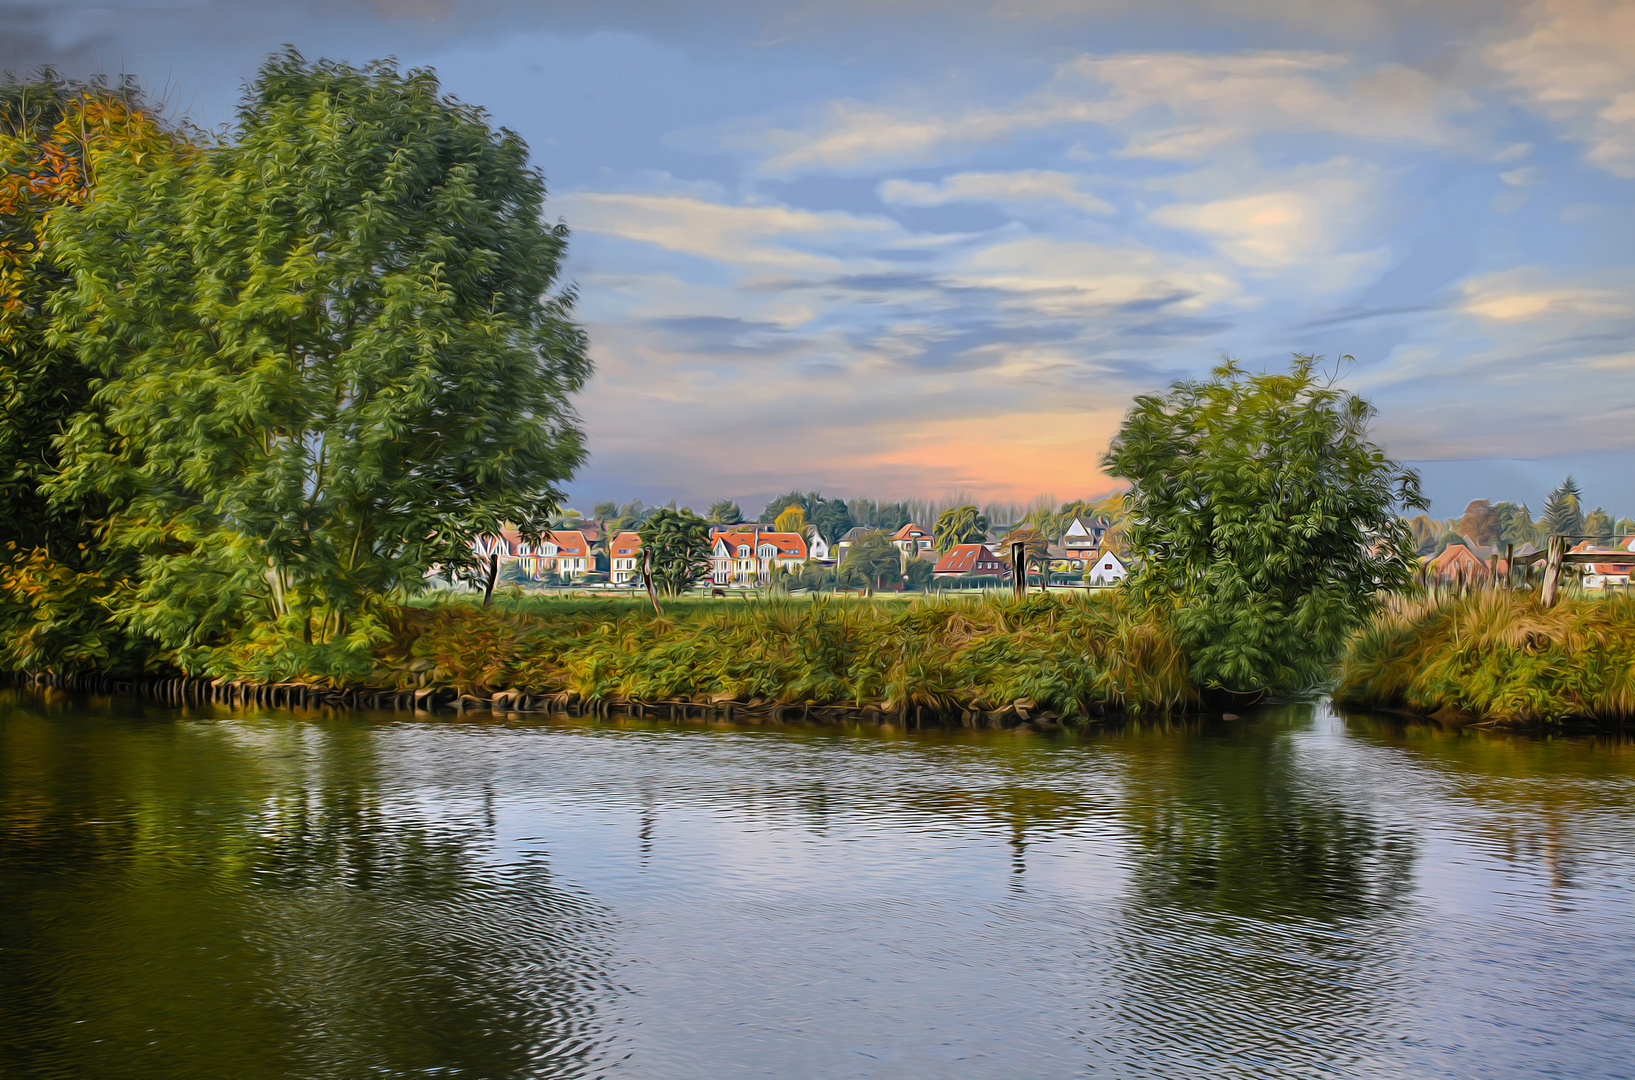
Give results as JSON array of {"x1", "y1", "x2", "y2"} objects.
[
  {"x1": 0, "y1": 694, "x2": 617, "y2": 1080},
  {"x1": 1091, "y1": 704, "x2": 1419, "y2": 1077}
]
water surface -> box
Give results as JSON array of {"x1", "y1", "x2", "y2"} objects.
[{"x1": 2, "y1": 691, "x2": 1632, "y2": 1078}]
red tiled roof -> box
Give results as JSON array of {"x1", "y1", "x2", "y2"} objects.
[
  {"x1": 933, "y1": 543, "x2": 1004, "y2": 574},
  {"x1": 892, "y1": 522, "x2": 930, "y2": 542},
  {"x1": 714, "y1": 530, "x2": 808, "y2": 559},
  {"x1": 611, "y1": 531, "x2": 642, "y2": 557},
  {"x1": 549, "y1": 530, "x2": 589, "y2": 557}
]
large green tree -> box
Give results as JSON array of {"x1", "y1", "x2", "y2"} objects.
[
  {"x1": 45, "y1": 53, "x2": 589, "y2": 676},
  {"x1": 1540, "y1": 476, "x2": 1585, "y2": 538},
  {"x1": 932, "y1": 504, "x2": 988, "y2": 554},
  {"x1": 1492, "y1": 502, "x2": 1538, "y2": 548},
  {"x1": 838, "y1": 529, "x2": 901, "y2": 594},
  {"x1": 809, "y1": 497, "x2": 854, "y2": 544},
  {"x1": 1102, "y1": 356, "x2": 1423, "y2": 693},
  {"x1": 636, "y1": 508, "x2": 712, "y2": 596}
]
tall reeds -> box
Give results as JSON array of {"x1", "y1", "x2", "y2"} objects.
[
  {"x1": 374, "y1": 592, "x2": 1195, "y2": 722},
  {"x1": 1335, "y1": 590, "x2": 1635, "y2": 724}
]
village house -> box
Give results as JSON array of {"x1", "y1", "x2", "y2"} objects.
[
  {"x1": 1062, "y1": 517, "x2": 1105, "y2": 558},
  {"x1": 1571, "y1": 540, "x2": 1635, "y2": 592},
  {"x1": 470, "y1": 528, "x2": 594, "y2": 582},
  {"x1": 1086, "y1": 549, "x2": 1127, "y2": 585},
  {"x1": 609, "y1": 531, "x2": 642, "y2": 585},
  {"x1": 891, "y1": 522, "x2": 935, "y2": 558},
  {"x1": 932, "y1": 542, "x2": 1007, "y2": 578},
  {"x1": 833, "y1": 525, "x2": 871, "y2": 561},
  {"x1": 711, "y1": 529, "x2": 809, "y2": 587},
  {"x1": 1425, "y1": 541, "x2": 1505, "y2": 583}
]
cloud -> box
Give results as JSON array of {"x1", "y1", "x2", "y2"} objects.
[
  {"x1": 739, "y1": 49, "x2": 1471, "y2": 175},
  {"x1": 1460, "y1": 269, "x2": 1632, "y2": 321},
  {"x1": 1149, "y1": 170, "x2": 1371, "y2": 269},
  {"x1": 878, "y1": 170, "x2": 1114, "y2": 213},
  {"x1": 948, "y1": 235, "x2": 1241, "y2": 316},
  {"x1": 1490, "y1": 0, "x2": 1635, "y2": 176},
  {"x1": 555, "y1": 190, "x2": 898, "y2": 273}
]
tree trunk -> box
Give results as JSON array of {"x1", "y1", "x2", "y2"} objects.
[
  {"x1": 481, "y1": 552, "x2": 499, "y2": 608},
  {"x1": 643, "y1": 548, "x2": 663, "y2": 616}
]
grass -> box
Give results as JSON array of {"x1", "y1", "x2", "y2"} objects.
[
  {"x1": 1335, "y1": 590, "x2": 1635, "y2": 725},
  {"x1": 376, "y1": 590, "x2": 1193, "y2": 723}
]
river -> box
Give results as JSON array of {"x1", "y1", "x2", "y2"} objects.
[{"x1": 2, "y1": 690, "x2": 1632, "y2": 1079}]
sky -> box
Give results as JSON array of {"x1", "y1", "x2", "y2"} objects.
[{"x1": 6, "y1": 0, "x2": 1635, "y2": 517}]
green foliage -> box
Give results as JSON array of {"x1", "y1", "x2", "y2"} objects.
[
  {"x1": 839, "y1": 529, "x2": 901, "y2": 593},
  {"x1": 0, "y1": 74, "x2": 193, "y2": 675},
  {"x1": 904, "y1": 556, "x2": 935, "y2": 591},
  {"x1": 1584, "y1": 507, "x2": 1614, "y2": 545},
  {"x1": 773, "y1": 505, "x2": 806, "y2": 536},
  {"x1": 1493, "y1": 502, "x2": 1538, "y2": 547},
  {"x1": 848, "y1": 498, "x2": 913, "y2": 533},
  {"x1": 1336, "y1": 591, "x2": 1635, "y2": 724},
  {"x1": 933, "y1": 505, "x2": 989, "y2": 554},
  {"x1": 378, "y1": 592, "x2": 1194, "y2": 719},
  {"x1": 636, "y1": 507, "x2": 711, "y2": 596},
  {"x1": 1103, "y1": 355, "x2": 1424, "y2": 694},
  {"x1": 760, "y1": 490, "x2": 808, "y2": 524},
  {"x1": 706, "y1": 499, "x2": 744, "y2": 526},
  {"x1": 1541, "y1": 476, "x2": 1585, "y2": 537},
  {"x1": 808, "y1": 497, "x2": 854, "y2": 543},
  {"x1": 42, "y1": 52, "x2": 588, "y2": 677}
]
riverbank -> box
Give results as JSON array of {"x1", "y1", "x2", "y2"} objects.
[
  {"x1": 10, "y1": 592, "x2": 1192, "y2": 728},
  {"x1": 369, "y1": 592, "x2": 1193, "y2": 727},
  {"x1": 1335, "y1": 591, "x2": 1635, "y2": 726}
]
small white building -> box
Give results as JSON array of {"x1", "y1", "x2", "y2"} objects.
[
  {"x1": 806, "y1": 526, "x2": 831, "y2": 562},
  {"x1": 1086, "y1": 550, "x2": 1127, "y2": 586}
]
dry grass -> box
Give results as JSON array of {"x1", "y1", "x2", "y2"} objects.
[
  {"x1": 1335, "y1": 591, "x2": 1635, "y2": 725},
  {"x1": 375, "y1": 591, "x2": 1195, "y2": 721}
]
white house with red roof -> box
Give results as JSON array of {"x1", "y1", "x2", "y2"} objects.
[
  {"x1": 891, "y1": 522, "x2": 935, "y2": 558},
  {"x1": 932, "y1": 543, "x2": 1006, "y2": 577},
  {"x1": 470, "y1": 528, "x2": 594, "y2": 582},
  {"x1": 608, "y1": 531, "x2": 642, "y2": 585},
  {"x1": 1570, "y1": 540, "x2": 1635, "y2": 591},
  {"x1": 711, "y1": 529, "x2": 809, "y2": 586}
]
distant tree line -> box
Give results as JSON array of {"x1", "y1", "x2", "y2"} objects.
[{"x1": 1407, "y1": 476, "x2": 1631, "y2": 557}]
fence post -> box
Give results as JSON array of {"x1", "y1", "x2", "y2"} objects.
[
  {"x1": 1011, "y1": 541, "x2": 1026, "y2": 599},
  {"x1": 1541, "y1": 534, "x2": 1565, "y2": 609},
  {"x1": 1504, "y1": 543, "x2": 1514, "y2": 590}
]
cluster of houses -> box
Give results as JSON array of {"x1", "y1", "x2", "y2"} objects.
[
  {"x1": 475, "y1": 518, "x2": 1635, "y2": 593},
  {"x1": 467, "y1": 517, "x2": 1128, "y2": 589},
  {"x1": 1424, "y1": 536, "x2": 1635, "y2": 590}
]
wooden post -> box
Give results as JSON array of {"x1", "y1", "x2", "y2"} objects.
[
  {"x1": 1488, "y1": 554, "x2": 1498, "y2": 588},
  {"x1": 642, "y1": 547, "x2": 663, "y2": 617},
  {"x1": 1504, "y1": 543, "x2": 1514, "y2": 590},
  {"x1": 1541, "y1": 534, "x2": 1565, "y2": 608},
  {"x1": 1011, "y1": 541, "x2": 1026, "y2": 599}
]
